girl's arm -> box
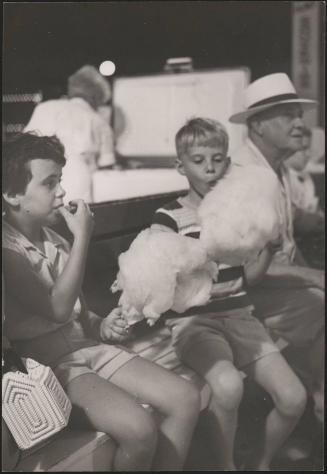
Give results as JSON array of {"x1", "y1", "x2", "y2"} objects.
[
  {"x1": 78, "y1": 294, "x2": 131, "y2": 343},
  {"x1": 3, "y1": 201, "x2": 95, "y2": 324},
  {"x1": 50, "y1": 200, "x2": 94, "y2": 322},
  {"x1": 3, "y1": 249, "x2": 57, "y2": 321}
]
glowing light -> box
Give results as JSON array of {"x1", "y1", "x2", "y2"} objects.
[{"x1": 99, "y1": 61, "x2": 116, "y2": 76}]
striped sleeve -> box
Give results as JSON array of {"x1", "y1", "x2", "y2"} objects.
[{"x1": 152, "y1": 210, "x2": 178, "y2": 232}]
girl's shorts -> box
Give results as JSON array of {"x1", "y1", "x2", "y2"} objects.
[
  {"x1": 53, "y1": 344, "x2": 138, "y2": 388},
  {"x1": 168, "y1": 307, "x2": 280, "y2": 370}
]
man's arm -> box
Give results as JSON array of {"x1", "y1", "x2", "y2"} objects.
[
  {"x1": 293, "y1": 207, "x2": 325, "y2": 234},
  {"x1": 264, "y1": 260, "x2": 324, "y2": 290},
  {"x1": 243, "y1": 237, "x2": 324, "y2": 290}
]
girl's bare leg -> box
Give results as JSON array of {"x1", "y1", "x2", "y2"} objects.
[
  {"x1": 66, "y1": 373, "x2": 157, "y2": 471},
  {"x1": 110, "y1": 356, "x2": 200, "y2": 470}
]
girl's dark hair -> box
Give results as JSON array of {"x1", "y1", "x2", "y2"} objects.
[{"x1": 2, "y1": 131, "x2": 66, "y2": 196}]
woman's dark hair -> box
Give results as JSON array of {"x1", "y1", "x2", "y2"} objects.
[{"x1": 2, "y1": 131, "x2": 66, "y2": 196}]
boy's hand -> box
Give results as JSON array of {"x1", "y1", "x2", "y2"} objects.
[
  {"x1": 267, "y1": 234, "x2": 283, "y2": 254},
  {"x1": 58, "y1": 200, "x2": 94, "y2": 240},
  {"x1": 100, "y1": 307, "x2": 131, "y2": 343},
  {"x1": 210, "y1": 277, "x2": 243, "y2": 299}
]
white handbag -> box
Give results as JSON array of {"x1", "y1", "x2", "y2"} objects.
[{"x1": 2, "y1": 358, "x2": 72, "y2": 450}]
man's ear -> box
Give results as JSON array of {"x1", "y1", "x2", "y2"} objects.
[
  {"x1": 175, "y1": 158, "x2": 186, "y2": 176},
  {"x1": 2, "y1": 192, "x2": 21, "y2": 208},
  {"x1": 250, "y1": 119, "x2": 264, "y2": 136}
]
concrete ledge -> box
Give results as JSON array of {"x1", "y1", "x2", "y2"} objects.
[{"x1": 16, "y1": 430, "x2": 115, "y2": 472}]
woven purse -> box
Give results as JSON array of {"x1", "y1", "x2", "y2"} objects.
[{"x1": 2, "y1": 358, "x2": 72, "y2": 450}]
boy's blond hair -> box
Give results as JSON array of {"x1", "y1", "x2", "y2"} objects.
[{"x1": 175, "y1": 118, "x2": 229, "y2": 159}]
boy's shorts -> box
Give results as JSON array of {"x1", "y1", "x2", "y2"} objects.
[
  {"x1": 167, "y1": 306, "x2": 280, "y2": 370},
  {"x1": 53, "y1": 344, "x2": 138, "y2": 388}
]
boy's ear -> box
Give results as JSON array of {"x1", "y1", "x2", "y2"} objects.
[
  {"x1": 175, "y1": 158, "x2": 186, "y2": 176},
  {"x1": 2, "y1": 192, "x2": 21, "y2": 207}
]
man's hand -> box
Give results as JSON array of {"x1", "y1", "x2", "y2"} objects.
[
  {"x1": 306, "y1": 268, "x2": 325, "y2": 290},
  {"x1": 58, "y1": 200, "x2": 94, "y2": 241},
  {"x1": 100, "y1": 307, "x2": 131, "y2": 343},
  {"x1": 210, "y1": 277, "x2": 243, "y2": 299}
]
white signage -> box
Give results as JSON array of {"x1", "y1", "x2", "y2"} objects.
[{"x1": 292, "y1": 1, "x2": 322, "y2": 126}]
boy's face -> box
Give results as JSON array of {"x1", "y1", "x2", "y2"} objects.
[
  {"x1": 15, "y1": 159, "x2": 66, "y2": 225},
  {"x1": 177, "y1": 145, "x2": 230, "y2": 197}
]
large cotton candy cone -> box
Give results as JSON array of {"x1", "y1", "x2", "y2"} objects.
[
  {"x1": 112, "y1": 228, "x2": 218, "y2": 325},
  {"x1": 199, "y1": 165, "x2": 282, "y2": 265}
]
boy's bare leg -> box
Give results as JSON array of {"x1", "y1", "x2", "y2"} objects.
[
  {"x1": 244, "y1": 352, "x2": 307, "y2": 470},
  {"x1": 181, "y1": 341, "x2": 244, "y2": 470}
]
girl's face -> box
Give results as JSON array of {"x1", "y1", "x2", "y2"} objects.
[
  {"x1": 177, "y1": 145, "x2": 230, "y2": 197},
  {"x1": 16, "y1": 159, "x2": 66, "y2": 226}
]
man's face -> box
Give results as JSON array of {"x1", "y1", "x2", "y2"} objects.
[
  {"x1": 256, "y1": 103, "x2": 305, "y2": 156},
  {"x1": 177, "y1": 145, "x2": 230, "y2": 197},
  {"x1": 17, "y1": 159, "x2": 66, "y2": 225},
  {"x1": 286, "y1": 134, "x2": 312, "y2": 171}
]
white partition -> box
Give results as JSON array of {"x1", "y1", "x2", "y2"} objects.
[
  {"x1": 93, "y1": 169, "x2": 189, "y2": 203},
  {"x1": 113, "y1": 68, "x2": 250, "y2": 159},
  {"x1": 93, "y1": 68, "x2": 250, "y2": 202}
]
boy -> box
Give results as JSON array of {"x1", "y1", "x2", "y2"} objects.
[
  {"x1": 152, "y1": 118, "x2": 307, "y2": 470},
  {"x1": 2, "y1": 131, "x2": 200, "y2": 471}
]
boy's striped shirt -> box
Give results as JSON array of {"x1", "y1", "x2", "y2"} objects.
[{"x1": 152, "y1": 198, "x2": 253, "y2": 315}]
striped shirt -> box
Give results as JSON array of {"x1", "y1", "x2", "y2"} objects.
[{"x1": 152, "y1": 196, "x2": 253, "y2": 315}]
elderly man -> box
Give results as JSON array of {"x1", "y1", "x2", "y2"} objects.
[
  {"x1": 25, "y1": 65, "x2": 115, "y2": 202},
  {"x1": 229, "y1": 73, "x2": 324, "y2": 423}
]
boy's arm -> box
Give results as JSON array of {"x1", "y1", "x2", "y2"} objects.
[
  {"x1": 151, "y1": 223, "x2": 176, "y2": 233},
  {"x1": 244, "y1": 245, "x2": 274, "y2": 286}
]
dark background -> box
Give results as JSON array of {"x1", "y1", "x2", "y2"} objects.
[{"x1": 3, "y1": 1, "x2": 294, "y2": 95}]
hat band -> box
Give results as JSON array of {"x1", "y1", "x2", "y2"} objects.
[{"x1": 248, "y1": 92, "x2": 299, "y2": 109}]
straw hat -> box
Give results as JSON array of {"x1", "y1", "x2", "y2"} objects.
[{"x1": 229, "y1": 73, "x2": 317, "y2": 124}]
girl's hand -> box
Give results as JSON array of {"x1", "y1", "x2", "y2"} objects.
[
  {"x1": 100, "y1": 307, "x2": 131, "y2": 343},
  {"x1": 210, "y1": 277, "x2": 243, "y2": 299},
  {"x1": 58, "y1": 199, "x2": 94, "y2": 240}
]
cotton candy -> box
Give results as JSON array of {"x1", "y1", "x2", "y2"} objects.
[
  {"x1": 198, "y1": 164, "x2": 283, "y2": 265},
  {"x1": 111, "y1": 228, "x2": 218, "y2": 326}
]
